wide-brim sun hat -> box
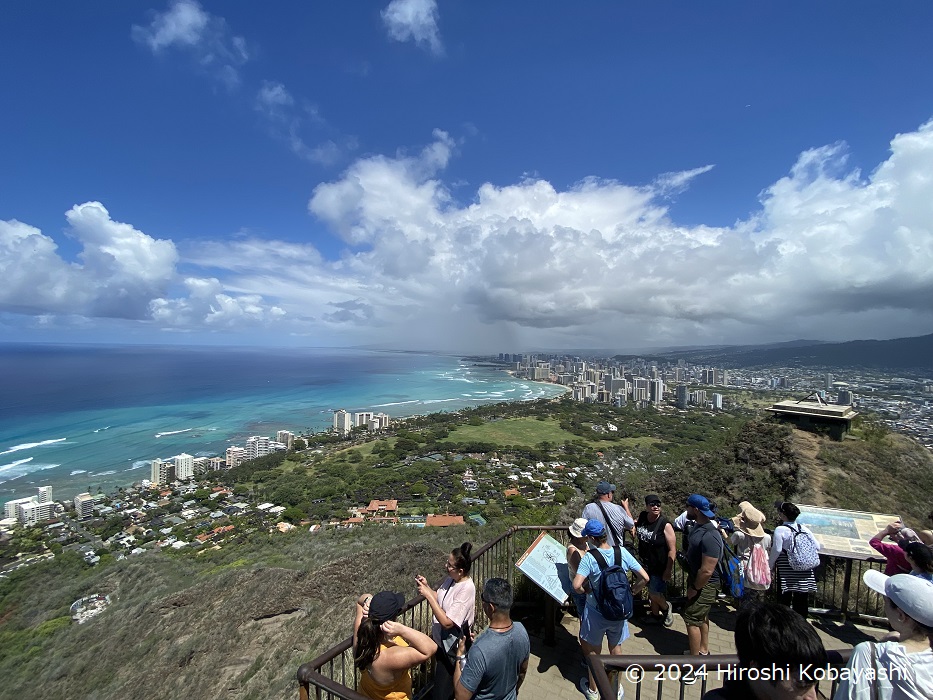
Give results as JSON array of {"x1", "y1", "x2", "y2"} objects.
[
  {"x1": 569, "y1": 517, "x2": 588, "y2": 538},
  {"x1": 732, "y1": 501, "x2": 766, "y2": 537},
  {"x1": 863, "y1": 570, "x2": 933, "y2": 627}
]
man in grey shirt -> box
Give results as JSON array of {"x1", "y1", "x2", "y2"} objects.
[
  {"x1": 582, "y1": 480, "x2": 634, "y2": 547},
  {"x1": 454, "y1": 578, "x2": 529, "y2": 700}
]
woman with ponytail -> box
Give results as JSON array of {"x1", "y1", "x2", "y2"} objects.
[
  {"x1": 353, "y1": 591, "x2": 437, "y2": 700},
  {"x1": 415, "y1": 542, "x2": 476, "y2": 700}
]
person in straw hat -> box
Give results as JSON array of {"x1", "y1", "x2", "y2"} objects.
[{"x1": 729, "y1": 501, "x2": 772, "y2": 608}]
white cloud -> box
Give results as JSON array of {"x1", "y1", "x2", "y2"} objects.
[
  {"x1": 6, "y1": 121, "x2": 933, "y2": 349},
  {"x1": 132, "y1": 0, "x2": 249, "y2": 88},
  {"x1": 381, "y1": 0, "x2": 443, "y2": 56}
]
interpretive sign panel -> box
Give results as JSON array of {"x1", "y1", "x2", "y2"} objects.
[
  {"x1": 515, "y1": 532, "x2": 570, "y2": 604},
  {"x1": 795, "y1": 504, "x2": 901, "y2": 559}
]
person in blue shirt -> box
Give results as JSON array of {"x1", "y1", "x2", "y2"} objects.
[{"x1": 572, "y1": 519, "x2": 648, "y2": 700}]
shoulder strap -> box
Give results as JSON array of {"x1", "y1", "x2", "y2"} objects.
[
  {"x1": 651, "y1": 515, "x2": 666, "y2": 538},
  {"x1": 591, "y1": 547, "x2": 609, "y2": 571},
  {"x1": 596, "y1": 500, "x2": 622, "y2": 543},
  {"x1": 870, "y1": 643, "x2": 879, "y2": 700}
]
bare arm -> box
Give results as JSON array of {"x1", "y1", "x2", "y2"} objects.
[
  {"x1": 416, "y1": 575, "x2": 456, "y2": 629},
  {"x1": 572, "y1": 571, "x2": 589, "y2": 595},
  {"x1": 516, "y1": 657, "x2": 529, "y2": 692},
  {"x1": 631, "y1": 566, "x2": 649, "y2": 596},
  {"x1": 692, "y1": 554, "x2": 718, "y2": 591},
  {"x1": 353, "y1": 593, "x2": 373, "y2": 649},
  {"x1": 379, "y1": 620, "x2": 438, "y2": 671}
]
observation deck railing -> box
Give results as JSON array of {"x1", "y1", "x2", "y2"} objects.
[{"x1": 297, "y1": 525, "x2": 884, "y2": 699}]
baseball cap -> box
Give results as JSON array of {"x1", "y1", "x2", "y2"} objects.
[
  {"x1": 863, "y1": 571, "x2": 933, "y2": 627},
  {"x1": 596, "y1": 481, "x2": 615, "y2": 495},
  {"x1": 686, "y1": 494, "x2": 716, "y2": 518},
  {"x1": 368, "y1": 591, "x2": 406, "y2": 624},
  {"x1": 582, "y1": 519, "x2": 605, "y2": 537},
  {"x1": 569, "y1": 517, "x2": 588, "y2": 538},
  {"x1": 645, "y1": 494, "x2": 661, "y2": 505}
]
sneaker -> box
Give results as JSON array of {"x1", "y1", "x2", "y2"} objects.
[
  {"x1": 578, "y1": 676, "x2": 599, "y2": 700},
  {"x1": 616, "y1": 679, "x2": 626, "y2": 699},
  {"x1": 663, "y1": 604, "x2": 674, "y2": 628}
]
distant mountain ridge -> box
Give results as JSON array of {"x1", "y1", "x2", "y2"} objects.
[{"x1": 614, "y1": 333, "x2": 933, "y2": 371}]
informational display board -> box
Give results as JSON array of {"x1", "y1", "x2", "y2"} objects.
[
  {"x1": 515, "y1": 532, "x2": 570, "y2": 604},
  {"x1": 794, "y1": 504, "x2": 901, "y2": 559}
]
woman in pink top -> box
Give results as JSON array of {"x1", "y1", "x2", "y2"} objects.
[{"x1": 416, "y1": 542, "x2": 476, "y2": 700}]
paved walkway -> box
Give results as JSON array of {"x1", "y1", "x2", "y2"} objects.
[{"x1": 518, "y1": 599, "x2": 887, "y2": 700}]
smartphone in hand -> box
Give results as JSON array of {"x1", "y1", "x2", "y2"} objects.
[{"x1": 461, "y1": 620, "x2": 472, "y2": 651}]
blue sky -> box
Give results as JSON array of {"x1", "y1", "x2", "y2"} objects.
[{"x1": 2, "y1": 1, "x2": 932, "y2": 351}]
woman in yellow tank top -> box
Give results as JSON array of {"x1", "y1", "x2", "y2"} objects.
[{"x1": 354, "y1": 591, "x2": 438, "y2": 700}]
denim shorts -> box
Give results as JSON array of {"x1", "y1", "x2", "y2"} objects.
[
  {"x1": 580, "y1": 604, "x2": 630, "y2": 647},
  {"x1": 648, "y1": 575, "x2": 667, "y2": 594}
]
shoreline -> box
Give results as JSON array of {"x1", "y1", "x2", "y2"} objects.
[{"x1": 1, "y1": 360, "x2": 566, "y2": 506}]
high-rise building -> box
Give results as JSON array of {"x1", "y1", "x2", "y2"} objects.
[
  {"x1": 4, "y1": 496, "x2": 35, "y2": 520},
  {"x1": 825, "y1": 373, "x2": 833, "y2": 390},
  {"x1": 209, "y1": 456, "x2": 225, "y2": 471},
  {"x1": 276, "y1": 430, "x2": 296, "y2": 449},
  {"x1": 245, "y1": 436, "x2": 271, "y2": 460},
  {"x1": 333, "y1": 409, "x2": 352, "y2": 436},
  {"x1": 675, "y1": 384, "x2": 689, "y2": 409},
  {"x1": 225, "y1": 446, "x2": 247, "y2": 468},
  {"x1": 837, "y1": 390, "x2": 853, "y2": 406},
  {"x1": 174, "y1": 453, "x2": 194, "y2": 481},
  {"x1": 150, "y1": 458, "x2": 164, "y2": 485},
  {"x1": 649, "y1": 378, "x2": 664, "y2": 405},
  {"x1": 353, "y1": 413, "x2": 374, "y2": 428},
  {"x1": 712, "y1": 393, "x2": 724, "y2": 410},
  {"x1": 37, "y1": 486, "x2": 52, "y2": 504},
  {"x1": 74, "y1": 492, "x2": 94, "y2": 519}
]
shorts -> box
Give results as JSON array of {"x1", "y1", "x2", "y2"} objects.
[
  {"x1": 647, "y1": 575, "x2": 667, "y2": 595},
  {"x1": 580, "y1": 604, "x2": 630, "y2": 647},
  {"x1": 681, "y1": 580, "x2": 718, "y2": 627}
]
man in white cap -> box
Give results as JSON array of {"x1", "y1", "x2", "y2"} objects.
[{"x1": 835, "y1": 572, "x2": 933, "y2": 699}]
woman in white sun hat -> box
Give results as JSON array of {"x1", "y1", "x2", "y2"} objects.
[
  {"x1": 566, "y1": 517, "x2": 591, "y2": 619},
  {"x1": 833, "y1": 571, "x2": 933, "y2": 699}
]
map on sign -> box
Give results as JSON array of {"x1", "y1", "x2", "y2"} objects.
[
  {"x1": 795, "y1": 504, "x2": 901, "y2": 558},
  {"x1": 515, "y1": 532, "x2": 570, "y2": 604}
]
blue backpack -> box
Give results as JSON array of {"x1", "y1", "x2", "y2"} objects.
[
  {"x1": 718, "y1": 540, "x2": 745, "y2": 599},
  {"x1": 590, "y1": 545, "x2": 634, "y2": 621}
]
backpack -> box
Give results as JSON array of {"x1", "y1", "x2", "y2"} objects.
[
  {"x1": 718, "y1": 540, "x2": 745, "y2": 599},
  {"x1": 745, "y1": 539, "x2": 772, "y2": 588},
  {"x1": 787, "y1": 524, "x2": 821, "y2": 571},
  {"x1": 590, "y1": 545, "x2": 634, "y2": 621}
]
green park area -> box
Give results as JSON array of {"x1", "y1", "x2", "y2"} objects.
[{"x1": 440, "y1": 417, "x2": 581, "y2": 447}]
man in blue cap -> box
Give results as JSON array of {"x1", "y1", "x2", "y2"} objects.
[
  {"x1": 582, "y1": 480, "x2": 634, "y2": 548},
  {"x1": 682, "y1": 494, "x2": 724, "y2": 656}
]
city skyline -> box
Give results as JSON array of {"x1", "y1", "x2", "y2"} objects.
[{"x1": 2, "y1": 1, "x2": 932, "y2": 352}]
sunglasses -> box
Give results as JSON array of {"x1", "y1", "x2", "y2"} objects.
[{"x1": 647, "y1": 502, "x2": 661, "y2": 507}]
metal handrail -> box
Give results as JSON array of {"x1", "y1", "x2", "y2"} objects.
[{"x1": 296, "y1": 526, "x2": 877, "y2": 699}]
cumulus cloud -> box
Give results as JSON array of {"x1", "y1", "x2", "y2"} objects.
[
  {"x1": 6, "y1": 121, "x2": 933, "y2": 349},
  {"x1": 132, "y1": 0, "x2": 249, "y2": 88},
  {"x1": 381, "y1": 0, "x2": 443, "y2": 56}
]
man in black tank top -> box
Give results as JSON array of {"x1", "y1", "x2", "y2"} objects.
[{"x1": 634, "y1": 494, "x2": 677, "y2": 627}]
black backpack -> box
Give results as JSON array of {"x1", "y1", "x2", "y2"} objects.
[{"x1": 590, "y1": 546, "x2": 634, "y2": 621}]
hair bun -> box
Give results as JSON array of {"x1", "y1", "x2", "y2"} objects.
[{"x1": 460, "y1": 542, "x2": 473, "y2": 557}]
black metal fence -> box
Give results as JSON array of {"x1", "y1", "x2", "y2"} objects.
[{"x1": 296, "y1": 526, "x2": 882, "y2": 699}]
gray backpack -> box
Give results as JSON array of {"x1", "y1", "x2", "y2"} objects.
[{"x1": 787, "y1": 524, "x2": 820, "y2": 570}]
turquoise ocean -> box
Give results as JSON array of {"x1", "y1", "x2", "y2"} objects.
[{"x1": 0, "y1": 345, "x2": 564, "y2": 507}]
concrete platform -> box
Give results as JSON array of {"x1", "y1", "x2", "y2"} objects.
[{"x1": 518, "y1": 599, "x2": 887, "y2": 700}]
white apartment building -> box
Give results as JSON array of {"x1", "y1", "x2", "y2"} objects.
[
  {"x1": 5, "y1": 487, "x2": 55, "y2": 525},
  {"x1": 275, "y1": 430, "x2": 295, "y2": 449},
  {"x1": 712, "y1": 393, "x2": 724, "y2": 410},
  {"x1": 209, "y1": 457, "x2": 225, "y2": 471},
  {"x1": 333, "y1": 409, "x2": 352, "y2": 436},
  {"x1": 174, "y1": 453, "x2": 195, "y2": 481},
  {"x1": 225, "y1": 446, "x2": 248, "y2": 468},
  {"x1": 367, "y1": 413, "x2": 391, "y2": 431},
  {"x1": 354, "y1": 412, "x2": 374, "y2": 428},
  {"x1": 74, "y1": 492, "x2": 94, "y2": 519},
  {"x1": 245, "y1": 436, "x2": 271, "y2": 460}
]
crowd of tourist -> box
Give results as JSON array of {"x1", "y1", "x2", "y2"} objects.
[
  {"x1": 570, "y1": 481, "x2": 933, "y2": 700},
  {"x1": 347, "y1": 484, "x2": 933, "y2": 700}
]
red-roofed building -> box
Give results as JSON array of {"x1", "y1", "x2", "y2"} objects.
[
  {"x1": 425, "y1": 514, "x2": 464, "y2": 527},
  {"x1": 365, "y1": 499, "x2": 398, "y2": 515},
  {"x1": 503, "y1": 488, "x2": 520, "y2": 498}
]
